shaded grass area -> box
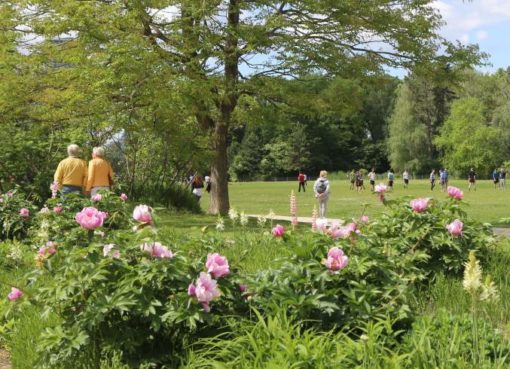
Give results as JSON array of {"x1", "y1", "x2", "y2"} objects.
[{"x1": 199, "y1": 179, "x2": 510, "y2": 225}]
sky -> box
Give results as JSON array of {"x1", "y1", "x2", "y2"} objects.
[{"x1": 433, "y1": 0, "x2": 510, "y2": 73}]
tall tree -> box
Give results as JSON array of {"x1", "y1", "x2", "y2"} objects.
[
  {"x1": 435, "y1": 97, "x2": 504, "y2": 177},
  {"x1": 11, "y1": 0, "x2": 481, "y2": 213}
]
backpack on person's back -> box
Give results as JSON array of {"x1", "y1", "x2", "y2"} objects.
[{"x1": 316, "y1": 180, "x2": 327, "y2": 194}]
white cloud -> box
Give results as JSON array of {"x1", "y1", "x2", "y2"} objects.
[
  {"x1": 476, "y1": 30, "x2": 489, "y2": 41},
  {"x1": 432, "y1": 0, "x2": 510, "y2": 42}
]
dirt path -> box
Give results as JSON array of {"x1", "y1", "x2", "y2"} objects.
[{"x1": 0, "y1": 350, "x2": 11, "y2": 369}]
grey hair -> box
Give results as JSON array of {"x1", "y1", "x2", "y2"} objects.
[
  {"x1": 67, "y1": 144, "x2": 80, "y2": 156},
  {"x1": 93, "y1": 146, "x2": 105, "y2": 158}
]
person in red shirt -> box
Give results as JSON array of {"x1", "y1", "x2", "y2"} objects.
[{"x1": 298, "y1": 171, "x2": 306, "y2": 192}]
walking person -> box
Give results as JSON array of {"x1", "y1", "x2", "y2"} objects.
[
  {"x1": 492, "y1": 168, "x2": 500, "y2": 190},
  {"x1": 53, "y1": 144, "x2": 88, "y2": 196},
  {"x1": 402, "y1": 169, "x2": 410, "y2": 189},
  {"x1": 500, "y1": 168, "x2": 506, "y2": 190},
  {"x1": 387, "y1": 169, "x2": 395, "y2": 191},
  {"x1": 468, "y1": 168, "x2": 476, "y2": 191},
  {"x1": 298, "y1": 171, "x2": 306, "y2": 192},
  {"x1": 86, "y1": 146, "x2": 114, "y2": 197},
  {"x1": 368, "y1": 168, "x2": 376, "y2": 192},
  {"x1": 314, "y1": 170, "x2": 330, "y2": 218},
  {"x1": 430, "y1": 169, "x2": 436, "y2": 191},
  {"x1": 355, "y1": 170, "x2": 365, "y2": 192},
  {"x1": 191, "y1": 175, "x2": 204, "y2": 202}
]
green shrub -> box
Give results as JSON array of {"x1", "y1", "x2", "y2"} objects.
[{"x1": 0, "y1": 189, "x2": 37, "y2": 240}]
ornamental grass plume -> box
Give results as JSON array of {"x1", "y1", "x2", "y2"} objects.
[
  {"x1": 75, "y1": 207, "x2": 107, "y2": 230},
  {"x1": 239, "y1": 211, "x2": 249, "y2": 227},
  {"x1": 410, "y1": 198, "x2": 430, "y2": 213},
  {"x1": 290, "y1": 190, "x2": 298, "y2": 228},
  {"x1": 447, "y1": 186, "x2": 464, "y2": 200},
  {"x1": 206, "y1": 253, "x2": 230, "y2": 278},
  {"x1": 228, "y1": 207, "x2": 238, "y2": 225},
  {"x1": 188, "y1": 272, "x2": 221, "y2": 312},
  {"x1": 50, "y1": 181, "x2": 59, "y2": 199},
  {"x1": 463, "y1": 250, "x2": 482, "y2": 295},
  {"x1": 215, "y1": 216, "x2": 225, "y2": 231}
]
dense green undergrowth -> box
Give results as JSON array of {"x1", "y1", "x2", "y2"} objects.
[{"x1": 0, "y1": 187, "x2": 508, "y2": 368}]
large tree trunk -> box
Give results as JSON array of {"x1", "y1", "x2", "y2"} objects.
[
  {"x1": 208, "y1": 0, "x2": 239, "y2": 215},
  {"x1": 209, "y1": 122, "x2": 230, "y2": 215}
]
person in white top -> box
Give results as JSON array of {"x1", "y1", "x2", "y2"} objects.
[
  {"x1": 313, "y1": 170, "x2": 330, "y2": 218},
  {"x1": 403, "y1": 170, "x2": 409, "y2": 189},
  {"x1": 368, "y1": 168, "x2": 376, "y2": 192}
]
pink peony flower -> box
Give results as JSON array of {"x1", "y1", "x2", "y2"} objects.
[
  {"x1": 410, "y1": 198, "x2": 430, "y2": 213},
  {"x1": 324, "y1": 247, "x2": 349, "y2": 271},
  {"x1": 239, "y1": 284, "x2": 248, "y2": 293},
  {"x1": 19, "y1": 208, "x2": 30, "y2": 218},
  {"x1": 315, "y1": 218, "x2": 328, "y2": 232},
  {"x1": 188, "y1": 272, "x2": 221, "y2": 312},
  {"x1": 374, "y1": 184, "x2": 387, "y2": 193},
  {"x1": 92, "y1": 194, "x2": 102, "y2": 202},
  {"x1": 103, "y1": 244, "x2": 120, "y2": 258},
  {"x1": 75, "y1": 207, "x2": 107, "y2": 230},
  {"x1": 447, "y1": 186, "x2": 464, "y2": 200},
  {"x1": 447, "y1": 219, "x2": 463, "y2": 237},
  {"x1": 206, "y1": 253, "x2": 230, "y2": 278},
  {"x1": 133, "y1": 204, "x2": 152, "y2": 224},
  {"x1": 272, "y1": 224, "x2": 285, "y2": 237},
  {"x1": 6, "y1": 191, "x2": 13, "y2": 198},
  {"x1": 53, "y1": 205, "x2": 63, "y2": 214},
  {"x1": 120, "y1": 193, "x2": 128, "y2": 201},
  {"x1": 39, "y1": 206, "x2": 50, "y2": 214},
  {"x1": 141, "y1": 242, "x2": 173, "y2": 259},
  {"x1": 360, "y1": 215, "x2": 369, "y2": 223},
  {"x1": 8, "y1": 287, "x2": 23, "y2": 301},
  {"x1": 38, "y1": 241, "x2": 57, "y2": 256}
]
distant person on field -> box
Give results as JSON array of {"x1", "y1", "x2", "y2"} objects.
[
  {"x1": 191, "y1": 175, "x2": 204, "y2": 202},
  {"x1": 402, "y1": 169, "x2": 410, "y2": 189},
  {"x1": 443, "y1": 168, "x2": 449, "y2": 190},
  {"x1": 492, "y1": 168, "x2": 500, "y2": 189},
  {"x1": 430, "y1": 169, "x2": 436, "y2": 191},
  {"x1": 86, "y1": 146, "x2": 114, "y2": 197},
  {"x1": 205, "y1": 175, "x2": 212, "y2": 193},
  {"x1": 348, "y1": 169, "x2": 355, "y2": 190},
  {"x1": 355, "y1": 170, "x2": 365, "y2": 192},
  {"x1": 438, "y1": 169, "x2": 444, "y2": 191},
  {"x1": 54, "y1": 144, "x2": 88, "y2": 196},
  {"x1": 468, "y1": 168, "x2": 476, "y2": 191},
  {"x1": 500, "y1": 168, "x2": 506, "y2": 190},
  {"x1": 314, "y1": 170, "x2": 330, "y2": 218},
  {"x1": 387, "y1": 169, "x2": 395, "y2": 191},
  {"x1": 368, "y1": 167, "x2": 376, "y2": 191},
  {"x1": 298, "y1": 171, "x2": 306, "y2": 192}
]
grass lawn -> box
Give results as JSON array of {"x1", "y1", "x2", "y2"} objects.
[{"x1": 199, "y1": 179, "x2": 510, "y2": 225}]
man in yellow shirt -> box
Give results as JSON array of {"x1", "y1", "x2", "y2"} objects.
[
  {"x1": 54, "y1": 144, "x2": 88, "y2": 195},
  {"x1": 86, "y1": 146, "x2": 114, "y2": 197}
]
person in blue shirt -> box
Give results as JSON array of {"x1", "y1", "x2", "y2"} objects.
[
  {"x1": 387, "y1": 169, "x2": 395, "y2": 191},
  {"x1": 493, "y1": 168, "x2": 500, "y2": 189}
]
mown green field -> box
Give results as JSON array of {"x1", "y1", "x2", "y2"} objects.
[{"x1": 200, "y1": 179, "x2": 510, "y2": 224}]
